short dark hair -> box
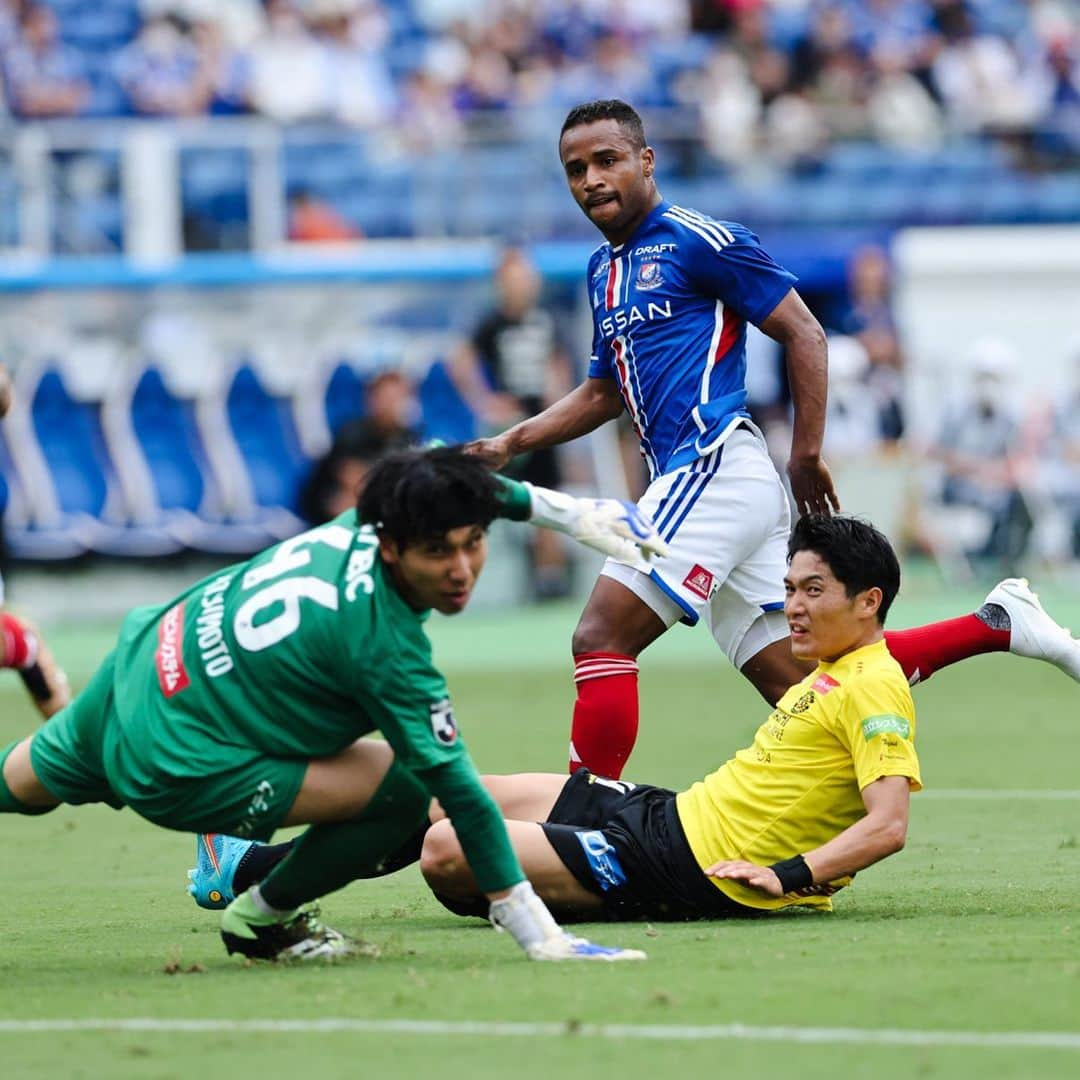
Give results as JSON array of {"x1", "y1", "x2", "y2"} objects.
[
  {"x1": 787, "y1": 515, "x2": 901, "y2": 625},
  {"x1": 560, "y1": 99, "x2": 646, "y2": 151},
  {"x1": 357, "y1": 446, "x2": 502, "y2": 549}
]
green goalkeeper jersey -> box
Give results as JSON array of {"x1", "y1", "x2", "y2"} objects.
[{"x1": 108, "y1": 508, "x2": 526, "y2": 892}]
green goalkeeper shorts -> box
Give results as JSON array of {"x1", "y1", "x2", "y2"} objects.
[
  {"x1": 31, "y1": 650, "x2": 124, "y2": 809},
  {"x1": 31, "y1": 651, "x2": 306, "y2": 841}
]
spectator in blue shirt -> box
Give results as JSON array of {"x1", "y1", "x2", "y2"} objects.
[
  {"x1": 114, "y1": 13, "x2": 212, "y2": 117},
  {"x1": 4, "y1": 3, "x2": 89, "y2": 118}
]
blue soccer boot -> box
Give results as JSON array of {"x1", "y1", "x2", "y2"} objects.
[{"x1": 187, "y1": 833, "x2": 256, "y2": 910}]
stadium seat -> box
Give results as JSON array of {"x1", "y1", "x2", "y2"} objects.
[
  {"x1": 225, "y1": 363, "x2": 309, "y2": 539},
  {"x1": 126, "y1": 366, "x2": 279, "y2": 554},
  {"x1": 14, "y1": 367, "x2": 181, "y2": 557},
  {"x1": 322, "y1": 362, "x2": 366, "y2": 440},
  {"x1": 418, "y1": 360, "x2": 476, "y2": 446},
  {"x1": 824, "y1": 142, "x2": 895, "y2": 183},
  {"x1": 182, "y1": 150, "x2": 250, "y2": 203},
  {"x1": 0, "y1": 418, "x2": 89, "y2": 560}
]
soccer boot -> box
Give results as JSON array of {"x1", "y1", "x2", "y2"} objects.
[
  {"x1": 188, "y1": 833, "x2": 256, "y2": 910},
  {"x1": 220, "y1": 890, "x2": 361, "y2": 962},
  {"x1": 984, "y1": 578, "x2": 1080, "y2": 682},
  {"x1": 527, "y1": 933, "x2": 646, "y2": 962}
]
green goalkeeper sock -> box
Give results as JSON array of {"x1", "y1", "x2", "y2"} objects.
[
  {"x1": 258, "y1": 760, "x2": 431, "y2": 910},
  {"x1": 0, "y1": 739, "x2": 52, "y2": 815}
]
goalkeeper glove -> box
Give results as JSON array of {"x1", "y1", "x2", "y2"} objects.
[
  {"x1": 525, "y1": 484, "x2": 668, "y2": 572},
  {"x1": 488, "y1": 881, "x2": 646, "y2": 962}
]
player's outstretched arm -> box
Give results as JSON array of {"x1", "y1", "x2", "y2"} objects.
[
  {"x1": 419, "y1": 757, "x2": 645, "y2": 961},
  {"x1": 467, "y1": 377, "x2": 623, "y2": 470},
  {"x1": 759, "y1": 291, "x2": 840, "y2": 517},
  {"x1": 705, "y1": 775, "x2": 911, "y2": 897},
  {"x1": 494, "y1": 477, "x2": 668, "y2": 571},
  {"x1": 527, "y1": 486, "x2": 668, "y2": 571}
]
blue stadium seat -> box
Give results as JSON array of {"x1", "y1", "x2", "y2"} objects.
[
  {"x1": 24, "y1": 368, "x2": 181, "y2": 556},
  {"x1": 323, "y1": 363, "x2": 366, "y2": 438},
  {"x1": 0, "y1": 419, "x2": 88, "y2": 560},
  {"x1": 33, "y1": 369, "x2": 113, "y2": 521},
  {"x1": 1030, "y1": 174, "x2": 1080, "y2": 222},
  {"x1": 181, "y1": 150, "x2": 250, "y2": 245},
  {"x1": 182, "y1": 150, "x2": 250, "y2": 201},
  {"x1": 418, "y1": 360, "x2": 475, "y2": 446},
  {"x1": 129, "y1": 367, "x2": 277, "y2": 554},
  {"x1": 284, "y1": 141, "x2": 369, "y2": 195},
  {"x1": 824, "y1": 142, "x2": 895, "y2": 182},
  {"x1": 931, "y1": 140, "x2": 1007, "y2": 182},
  {"x1": 915, "y1": 176, "x2": 978, "y2": 224},
  {"x1": 225, "y1": 363, "x2": 309, "y2": 536},
  {"x1": 974, "y1": 175, "x2": 1039, "y2": 223}
]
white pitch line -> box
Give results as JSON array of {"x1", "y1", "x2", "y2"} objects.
[
  {"x1": 0, "y1": 1019, "x2": 1079, "y2": 1050},
  {"x1": 921, "y1": 790, "x2": 1080, "y2": 801}
]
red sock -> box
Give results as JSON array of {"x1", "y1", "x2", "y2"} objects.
[
  {"x1": 884, "y1": 615, "x2": 1009, "y2": 685},
  {"x1": 569, "y1": 652, "x2": 639, "y2": 778},
  {"x1": 0, "y1": 613, "x2": 38, "y2": 670}
]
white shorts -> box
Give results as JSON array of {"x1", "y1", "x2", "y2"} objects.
[{"x1": 601, "y1": 425, "x2": 791, "y2": 667}]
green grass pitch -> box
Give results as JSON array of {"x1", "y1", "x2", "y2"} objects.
[{"x1": 2, "y1": 585, "x2": 1079, "y2": 1079}]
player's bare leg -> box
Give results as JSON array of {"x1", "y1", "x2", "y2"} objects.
[
  {"x1": 281, "y1": 738, "x2": 395, "y2": 826},
  {"x1": 1, "y1": 735, "x2": 61, "y2": 810},
  {"x1": 421, "y1": 817, "x2": 603, "y2": 918},
  {"x1": 431, "y1": 772, "x2": 568, "y2": 826},
  {"x1": 568, "y1": 576, "x2": 668, "y2": 777}
]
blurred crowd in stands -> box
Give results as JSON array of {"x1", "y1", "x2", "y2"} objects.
[
  {"x1": 1, "y1": 0, "x2": 1077, "y2": 163},
  {"x1": 0, "y1": 0, "x2": 1077, "y2": 585}
]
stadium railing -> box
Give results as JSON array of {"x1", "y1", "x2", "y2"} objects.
[{"x1": 1, "y1": 113, "x2": 1077, "y2": 260}]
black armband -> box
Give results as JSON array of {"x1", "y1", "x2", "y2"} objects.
[{"x1": 769, "y1": 854, "x2": 813, "y2": 894}]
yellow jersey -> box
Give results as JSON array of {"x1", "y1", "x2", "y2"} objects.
[{"x1": 676, "y1": 638, "x2": 921, "y2": 912}]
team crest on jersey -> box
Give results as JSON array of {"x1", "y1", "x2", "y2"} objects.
[
  {"x1": 636, "y1": 260, "x2": 663, "y2": 291},
  {"x1": 682, "y1": 564, "x2": 715, "y2": 601},
  {"x1": 790, "y1": 691, "x2": 815, "y2": 714},
  {"x1": 430, "y1": 697, "x2": 458, "y2": 745}
]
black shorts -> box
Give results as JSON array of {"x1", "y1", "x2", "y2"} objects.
[{"x1": 541, "y1": 771, "x2": 757, "y2": 922}]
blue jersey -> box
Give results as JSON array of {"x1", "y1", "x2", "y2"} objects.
[{"x1": 586, "y1": 201, "x2": 797, "y2": 478}]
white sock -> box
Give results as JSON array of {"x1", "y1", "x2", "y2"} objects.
[
  {"x1": 488, "y1": 881, "x2": 564, "y2": 952},
  {"x1": 248, "y1": 884, "x2": 296, "y2": 921}
]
